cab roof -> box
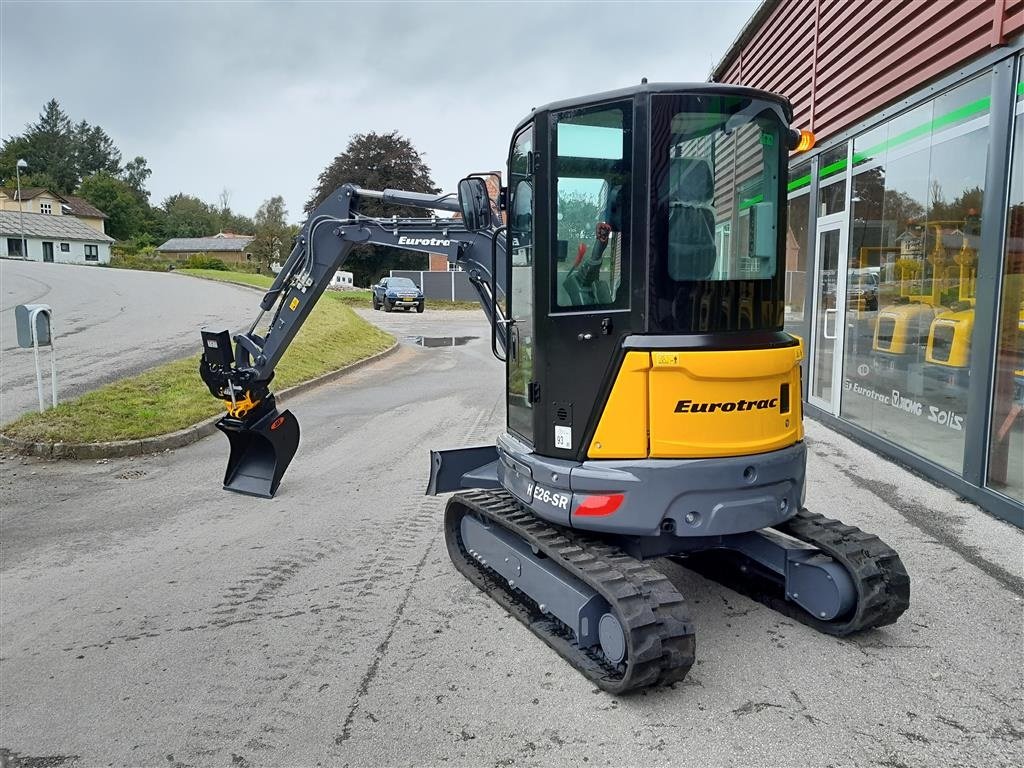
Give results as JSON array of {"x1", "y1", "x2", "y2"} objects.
[{"x1": 513, "y1": 81, "x2": 793, "y2": 134}]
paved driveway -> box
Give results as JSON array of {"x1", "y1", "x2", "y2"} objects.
[
  {"x1": 0, "y1": 261, "x2": 259, "y2": 424},
  {"x1": 1, "y1": 309, "x2": 1021, "y2": 767}
]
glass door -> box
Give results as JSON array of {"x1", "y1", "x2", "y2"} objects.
[
  {"x1": 507, "y1": 126, "x2": 535, "y2": 445},
  {"x1": 808, "y1": 215, "x2": 849, "y2": 412}
]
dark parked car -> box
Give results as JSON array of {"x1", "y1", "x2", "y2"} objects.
[{"x1": 373, "y1": 276, "x2": 425, "y2": 313}]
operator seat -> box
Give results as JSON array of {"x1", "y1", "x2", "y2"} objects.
[{"x1": 667, "y1": 157, "x2": 717, "y2": 280}]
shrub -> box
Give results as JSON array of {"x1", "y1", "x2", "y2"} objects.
[
  {"x1": 109, "y1": 252, "x2": 175, "y2": 272},
  {"x1": 182, "y1": 254, "x2": 228, "y2": 270}
]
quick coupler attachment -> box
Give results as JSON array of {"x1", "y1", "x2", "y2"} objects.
[{"x1": 217, "y1": 404, "x2": 300, "y2": 498}]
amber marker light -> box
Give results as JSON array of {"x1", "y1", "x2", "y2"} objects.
[{"x1": 793, "y1": 129, "x2": 816, "y2": 153}]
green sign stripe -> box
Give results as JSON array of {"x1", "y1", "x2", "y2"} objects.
[
  {"x1": 854, "y1": 95, "x2": 991, "y2": 167},
  {"x1": 788, "y1": 173, "x2": 811, "y2": 192},
  {"x1": 739, "y1": 194, "x2": 764, "y2": 211},
  {"x1": 1018, "y1": 80, "x2": 1024, "y2": 96},
  {"x1": 789, "y1": 87, "x2": 1013, "y2": 195},
  {"x1": 790, "y1": 94, "x2": 994, "y2": 191}
]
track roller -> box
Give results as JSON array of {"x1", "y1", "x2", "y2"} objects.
[
  {"x1": 445, "y1": 490, "x2": 696, "y2": 694},
  {"x1": 681, "y1": 508, "x2": 910, "y2": 635}
]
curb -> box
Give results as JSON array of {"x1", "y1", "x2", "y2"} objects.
[
  {"x1": 0, "y1": 342, "x2": 400, "y2": 461},
  {"x1": 172, "y1": 272, "x2": 269, "y2": 293}
]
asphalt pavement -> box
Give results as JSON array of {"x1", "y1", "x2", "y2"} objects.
[
  {"x1": 1, "y1": 308, "x2": 1022, "y2": 767},
  {"x1": 0, "y1": 260, "x2": 259, "y2": 424}
]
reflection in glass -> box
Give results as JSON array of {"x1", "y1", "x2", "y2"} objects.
[
  {"x1": 647, "y1": 93, "x2": 787, "y2": 333},
  {"x1": 508, "y1": 127, "x2": 534, "y2": 443},
  {"x1": 987, "y1": 82, "x2": 1024, "y2": 503},
  {"x1": 839, "y1": 73, "x2": 991, "y2": 474},
  {"x1": 813, "y1": 228, "x2": 841, "y2": 403},
  {"x1": 786, "y1": 193, "x2": 811, "y2": 327},
  {"x1": 554, "y1": 103, "x2": 631, "y2": 310},
  {"x1": 818, "y1": 144, "x2": 848, "y2": 216}
]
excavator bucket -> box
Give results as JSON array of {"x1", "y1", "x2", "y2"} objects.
[{"x1": 216, "y1": 407, "x2": 300, "y2": 498}]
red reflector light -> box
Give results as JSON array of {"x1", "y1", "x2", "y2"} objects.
[{"x1": 574, "y1": 494, "x2": 624, "y2": 517}]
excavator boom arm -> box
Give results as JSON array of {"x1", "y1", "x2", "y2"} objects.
[
  {"x1": 234, "y1": 183, "x2": 506, "y2": 381},
  {"x1": 198, "y1": 182, "x2": 506, "y2": 498}
]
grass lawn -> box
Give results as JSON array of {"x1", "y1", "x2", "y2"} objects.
[
  {"x1": 177, "y1": 269, "x2": 481, "y2": 311},
  {"x1": 2, "y1": 286, "x2": 394, "y2": 444}
]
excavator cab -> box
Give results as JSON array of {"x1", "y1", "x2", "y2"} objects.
[
  {"x1": 200, "y1": 83, "x2": 908, "y2": 693},
  {"x1": 487, "y1": 86, "x2": 793, "y2": 470}
]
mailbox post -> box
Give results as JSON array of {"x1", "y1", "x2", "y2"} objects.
[{"x1": 15, "y1": 304, "x2": 57, "y2": 412}]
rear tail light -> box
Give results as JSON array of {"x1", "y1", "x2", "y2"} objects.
[{"x1": 574, "y1": 494, "x2": 624, "y2": 517}]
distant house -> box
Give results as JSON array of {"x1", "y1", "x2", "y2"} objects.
[
  {"x1": 330, "y1": 270, "x2": 354, "y2": 289},
  {"x1": 0, "y1": 188, "x2": 109, "y2": 235},
  {"x1": 0, "y1": 210, "x2": 114, "y2": 264},
  {"x1": 155, "y1": 232, "x2": 255, "y2": 264}
]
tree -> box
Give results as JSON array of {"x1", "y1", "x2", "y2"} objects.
[
  {"x1": 0, "y1": 99, "x2": 149, "y2": 196},
  {"x1": 77, "y1": 172, "x2": 146, "y2": 241},
  {"x1": 74, "y1": 120, "x2": 121, "y2": 179},
  {"x1": 251, "y1": 195, "x2": 289, "y2": 270},
  {"x1": 306, "y1": 131, "x2": 439, "y2": 286},
  {"x1": 218, "y1": 210, "x2": 256, "y2": 235},
  {"x1": 26, "y1": 100, "x2": 78, "y2": 192},
  {"x1": 1, "y1": 100, "x2": 79, "y2": 192},
  {"x1": 121, "y1": 156, "x2": 152, "y2": 203},
  {"x1": 161, "y1": 193, "x2": 220, "y2": 238}
]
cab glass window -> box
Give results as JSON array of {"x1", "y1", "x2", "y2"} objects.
[
  {"x1": 648, "y1": 93, "x2": 787, "y2": 333},
  {"x1": 552, "y1": 101, "x2": 632, "y2": 311}
]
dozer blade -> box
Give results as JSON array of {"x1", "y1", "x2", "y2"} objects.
[{"x1": 216, "y1": 407, "x2": 300, "y2": 498}]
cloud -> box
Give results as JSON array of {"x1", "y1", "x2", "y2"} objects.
[{"x1": 0, "y1": 0, "x2": 758, "y2": 220}]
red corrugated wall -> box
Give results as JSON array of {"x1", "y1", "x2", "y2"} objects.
[{"x1": 716, "y1": 0, "x2": 1023, "y2": 142}]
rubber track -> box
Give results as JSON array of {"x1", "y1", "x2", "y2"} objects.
[
  {"x1": 683, "y1": 508, "x2": 910, "y2": 636},
  {"x1": 445, "y1": 489, "x2": 696, "y2": 694}
]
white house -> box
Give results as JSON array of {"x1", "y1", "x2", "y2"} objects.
[
  {"x1": 330, "y1": 270, "x2": 354, "y2": 289},
  {"x1": 0, "y1": 210, "x2": 114, "y2": 265}
]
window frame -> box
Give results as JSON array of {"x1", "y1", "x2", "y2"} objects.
[{"x1": 84, "y1": 244, "x2": 99, "y2": 261}]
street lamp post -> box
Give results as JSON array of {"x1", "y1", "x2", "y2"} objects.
[{"x1": 15, "y1": 158, "x2": 28, "y2": 259}]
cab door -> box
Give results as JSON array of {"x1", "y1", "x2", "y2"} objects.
[
  {"x1": 506, "y1": 125, "x2": 535, "y2": 445},
  {"x1": 539, "y1": 99, "x2": 637, "y2": 460}
]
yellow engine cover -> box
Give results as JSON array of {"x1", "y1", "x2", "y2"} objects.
[
  {"x1": 588, "y1": 343, "x2": 804, "y2": 460},
  {"x1": 925, "y1": 307, "x2": 974, "y2": 368}
]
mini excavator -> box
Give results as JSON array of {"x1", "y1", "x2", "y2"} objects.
[{"x1": 199, "y1": 83, "x2": 910, "y2": 693}]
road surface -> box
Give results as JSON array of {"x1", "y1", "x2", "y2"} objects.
[
  {"x1": 0, "y1": 261, "x2": 258, "y2": 424},
  {"x1": 1, "y1": 309, "x2": 1022, "y2": 767}
]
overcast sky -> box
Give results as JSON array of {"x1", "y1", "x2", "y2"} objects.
[{"x1": 1, "y1": 0, "x2": 758, "y2": 222}]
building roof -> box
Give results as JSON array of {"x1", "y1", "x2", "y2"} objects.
[
  {"x1": 709, "y1": 0, "x2": 781, "y2": 82},
  {"x1": 0, "y1": 187, "x2": 52, "y2": 201},
  {"x1": 156, "y1": 235, "x2": 254, "y2": 253},
  {"x1": 0, "y1": 187, "x2": 109, "y2": 219},
  {"x1": 0, "y1": 210, "x2": 114, "y2": 242},
  {"x1": 61, "y1": 196, "x2": 108, "y2": 219}
]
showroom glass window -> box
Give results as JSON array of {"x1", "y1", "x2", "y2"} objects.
[
  {"x1": 785, "y1": 159, "x2": 811, "y2": 334},
  {"x1": 839, "y1": 73, "x2": 992, "y2": 474},
  {"x1": 987, "y1": 67, "x2": 1024, "y2": 504},
  {"x1": 817, "y1": 144, "x2": 848, "y2": 216}
]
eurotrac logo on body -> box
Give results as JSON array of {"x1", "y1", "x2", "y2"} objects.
[
  {"x1": 397, "y1": 236, "x2": 451, "y2": 247},
  {"x1": 675, "y1": 397, "x2": 779, "y2": 414}
]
